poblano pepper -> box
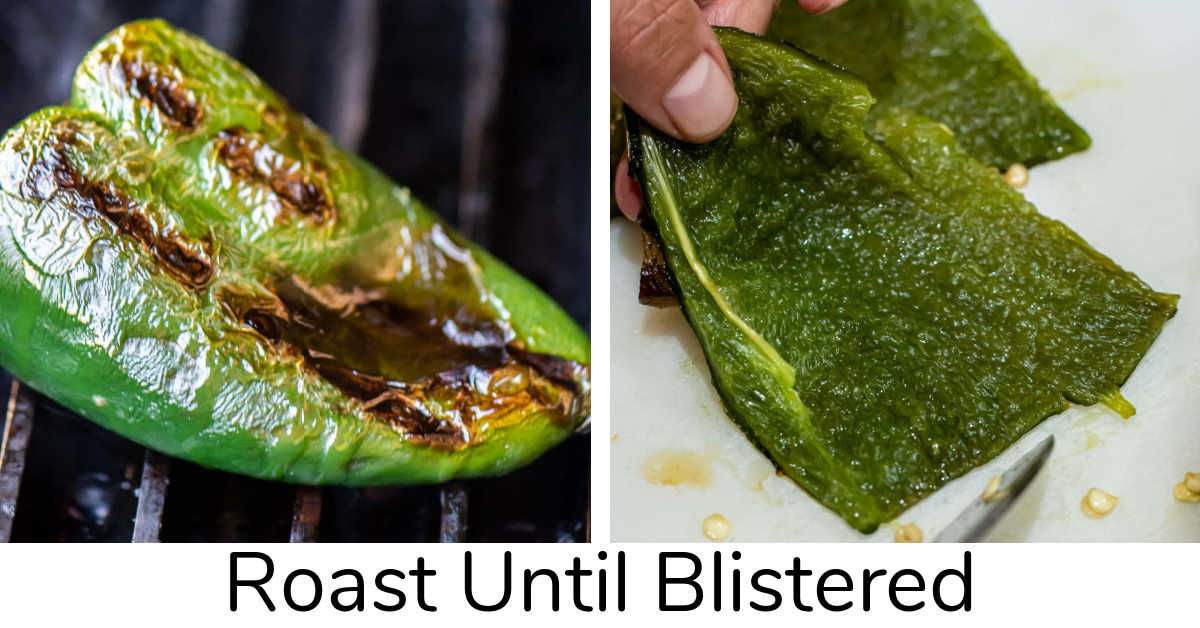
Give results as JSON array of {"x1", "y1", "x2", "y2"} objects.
[
  {"x1": 0, "y1": 20, "x2": 590, "y2": 484},
  {"x1": 628, "y1": 28, "x2": 1175, "y2": 532},
  {"x1": 768, "y1": 0, "x2": 1092, "y2": 168}
]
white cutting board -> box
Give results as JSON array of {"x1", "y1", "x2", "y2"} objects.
[{"x1": 610, "y1": 0, "x2": 1200, "y2": 542}]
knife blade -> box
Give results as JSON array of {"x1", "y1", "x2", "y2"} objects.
[{"x1": 933, "y1": 433, "x2": 1055, "y2": 542}]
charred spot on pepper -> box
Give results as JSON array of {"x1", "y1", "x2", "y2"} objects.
[
  {"x1": 300, "y1": 355, "x2": 466, "y2": 446},
  {"x1": 120, "y1": 58, "x2": 201, "y2": 130},
  {"x1": 153, "y1": 234, "x2": 214, "y2": 288},
  {"x1": 261, "y1": 104, "x2": 282, "y2": 127},
  {"x1": 509, "y1": 346, "x2": 590, "y2": 397},
  {"x1": 216, "y1": 276, "x2": 587, "y2": 447},
  {"x1": 25, "y1": 142, "x2": 213, "y2": 289},
  {"x1": 216, "y1": 128, "x2": 334, "y2": 224}
]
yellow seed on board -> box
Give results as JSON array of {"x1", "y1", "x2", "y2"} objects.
[
  {"x1": 1081, "y1": 488, "x2": 1118, "y2": 518},
  {"x1": 1172, "y1": 472, "x2": 1200, "y2": 503},
  {"x1": 1173, "y1": 482, "x2": 1200, "y2": 503},
  {"x1": 1186, "y1": 472, "x2": 1200, "y2": 494},
  {"x1": 893, "y1": 522, "x2": 923, "y2": 543},
  {"x1": 980, "y1": 475, "x2": 1009, "y2": 504},
  {"x1": 1003, "y1": 163, "x2": 1029, "y2": 188},
  {"x1": 702, "y1": 513, "x2": 732, "y2": 541}
]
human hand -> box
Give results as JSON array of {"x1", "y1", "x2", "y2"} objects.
[{"x1": 612, "y1": 0, "x2": 847, "y2": 219}]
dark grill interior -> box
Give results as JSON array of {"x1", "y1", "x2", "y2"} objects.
[{"x1": 0, "y1": 0, "x2": 590, "y2": 543}]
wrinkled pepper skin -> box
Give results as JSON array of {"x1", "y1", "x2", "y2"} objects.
[
  {"x1": 629, "y1": 28, "x2": 1174, "y2": 532},
  {"x1": 0, "y1": 20, "x2": 590, "y2": 484}
]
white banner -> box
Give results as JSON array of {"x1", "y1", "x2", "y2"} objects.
[{"x1": 0, "y1": 543, "x2": 1193, "y2": 625}]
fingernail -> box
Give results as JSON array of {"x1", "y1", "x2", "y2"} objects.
[
  {"x1": 803, "y1": 0, "x2": 835, "y2": 14},
  {"x1": 814, "y1": 0, "x2": 847, "y2": 15},
  {"x1": 662, "y1": 53, "x2": 737, "y2": 141}
]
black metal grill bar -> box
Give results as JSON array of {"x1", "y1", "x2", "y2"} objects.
[
  {"x1": 0, "y1": 380, "x2": 34, "y2": 542},
  {"x1": 439, "y1": 483, "x2": 470, "y2": 542},
  {"x1": 281, "y1": 0, "x2": 379, "y2": 542},
  {"x1": 437, "y1": 0, "x2": 511, "y2": 544},
  {"x1": 289, "y1": 486, "x2": 322, "y2": 542},
  {"x1": 456, "y1": 0, "x2": 510, "y2": 244},
  {"x1": 131, "y1": 450, "x2": 169, "y2": 542}
]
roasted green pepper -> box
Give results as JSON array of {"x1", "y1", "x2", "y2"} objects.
[
  {"x1": 628, "y1": 28, "x2": 1174, "y2": 532},
  {"x1": 768, "y1": 0, "x2": 1091, "y2": 168},
  {"x1": 0, "y1": 20, "x2": 589, "y2": 484}
]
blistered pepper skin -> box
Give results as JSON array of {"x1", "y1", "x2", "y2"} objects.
[{"x1": 0, "y1": 20, "x2": 590, "y2": 484}]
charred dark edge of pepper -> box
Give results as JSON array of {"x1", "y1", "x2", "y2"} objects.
[
  {"x1": 621, "y1": 106, "x2": 681, "y2": 308},
  {"x1": 120, "y1": 58, "x2": 202, "y2": 130},
  {"x1": 216, "y1": 128, "x2": 335, "y2": 224},
  {"x1": 638, "y1": 228, "x2": 678, "y2": 307},
  {"x1": 26, "y1": 142, "x2": 213, "y2": 289},
  {"x1": 221, "y1": 284, "x2": 587, "y2": 449}
]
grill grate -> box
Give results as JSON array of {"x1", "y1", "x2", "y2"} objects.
[
  {"x1": 288, "y1": 486, "x2": 323, "y2": 543},
  {"x1": 0, "y1": 0, "x2": 589, "y2": 543},
  {"x1": 131, "y1": 451, "x2": 169, "y2": 543},
  {"x1": 0, "y1": 381, "x2": 34, "y2": 541},
  {"x1": 0, "y1": 381, "x2": 457, "y2": 542},
  {"x1": 1, "y1": 377, "x2": 586, "y2": 542}
]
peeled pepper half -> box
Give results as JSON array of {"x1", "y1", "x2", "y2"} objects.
[
  {"x1": 0, "y1": 20, "x2": 589, "y2": 484},
  {"x1": 628, "y1": 28, "x2": 1175, "y2": 532},
  {"x1": 768, "y1": 0, "x2": 1092, "y2": 169}
]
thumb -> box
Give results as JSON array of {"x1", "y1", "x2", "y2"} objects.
[
  {"x1": 796, "y1": 0, "x2": 850, "y2": 14},
  {"x1": 611, "y1": 0, "x2": 738, "y2": 143}
]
